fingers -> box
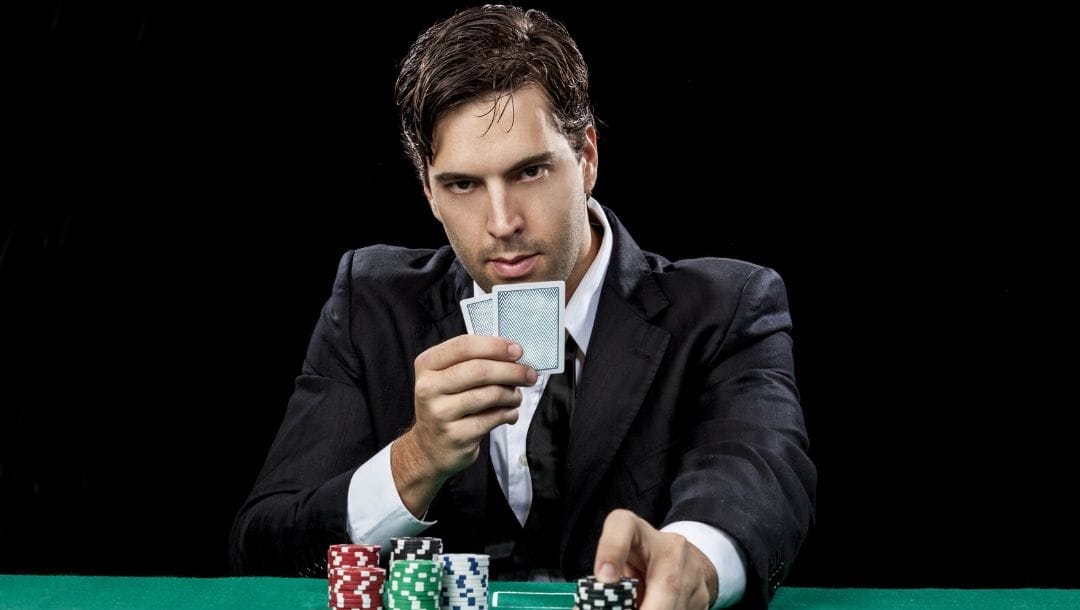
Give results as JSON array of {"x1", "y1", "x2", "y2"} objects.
[
  {"x1": 415, "y1": 335, "x2": 536, "y2": 421},
  {"x1": 639, "y1": 546, "x2": 687, "y2": 610},
  {"x1": 594, "y1": 510, "x2": 714, "y2": 610},
  {"x1": 410, "y1": 334, "x2": 537, "y2": 478},
  {"x1": 416, "y1": 335, "x2": 536, "y2": 411},
  {"x1": 416, "y1": 333, "x2": 524, "y2": 372},
  {"x1": 594, "y1": 509, "x2": 645, "y2": 582},
  {"x1": 470, "y1": 402, "x2": 521, "y2": 432},
  {"x1": 423, "y1": 358, "x2": 537, "y2": 406}
]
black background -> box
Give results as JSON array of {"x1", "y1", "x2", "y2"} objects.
[{"x1": 1, "y1": 0, "x2": 1075, "y2": 588}]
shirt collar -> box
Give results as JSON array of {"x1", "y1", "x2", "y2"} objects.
[{"x1": 471, "y1": 197, "x2": 612, "y2": 357}]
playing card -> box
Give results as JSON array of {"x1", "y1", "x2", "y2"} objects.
[
  {"x1": 460, "y1": 294, "x2": 495, "y2": 336},
  {"x1": 492, "y1": 281, "x2": 565, "y2": 374}
]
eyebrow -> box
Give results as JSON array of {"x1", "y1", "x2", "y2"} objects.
[{"x1": 431, "y1": 152, "x2": 556, "y2": 183}]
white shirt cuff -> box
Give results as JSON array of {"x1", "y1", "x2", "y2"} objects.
[
  {"x1": 662, "y1": 521, "x2": 747, "y2": 609},
  {"x1": 346, "y1": 441, "x2": 434, "y2": 553}
]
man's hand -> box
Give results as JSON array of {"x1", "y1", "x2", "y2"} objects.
[
  {"x1": 392, "y1": 334, "x2": 537, "y2": 516},
  {"x1": 593, "y1": 509, "x2": 719, "y2": 610}
]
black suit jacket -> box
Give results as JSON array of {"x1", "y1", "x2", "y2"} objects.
[{"x1": 230, "y1": 207, "x2": 816, "y2": 609}]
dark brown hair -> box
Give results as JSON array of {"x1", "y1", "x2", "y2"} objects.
[{"x1": 394, "y1": 5, "x2": 593, "y2": 181}]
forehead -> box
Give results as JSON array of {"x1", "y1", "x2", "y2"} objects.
[{"x1": 429, "y1": 86, "x2": 570, "y2": 171}]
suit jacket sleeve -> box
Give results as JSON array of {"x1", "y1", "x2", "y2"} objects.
[
  {"x1": 229, "y1": 250, "x2": 386, "y2": 576},
  {"x1": 664, "y1": 265, "x2": 815, "y2": 609}
]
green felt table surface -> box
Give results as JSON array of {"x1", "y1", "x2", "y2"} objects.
[{"x1": 0, "y1": 576, "x2": 1077, "y2": 609}]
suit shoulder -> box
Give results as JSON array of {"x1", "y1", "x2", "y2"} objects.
[
  {"x1": 334, "y1": 244, "x2": 456, "y2": 290},
  {"x1": 317, "y1": 245, "x2": 463, "y2": 318},
  {"x1": 654, "y1": 254, "x2": 786, "y2": 297},
  {"x1": 646, "y1": 254, "x2": 794, "y2": 353}
]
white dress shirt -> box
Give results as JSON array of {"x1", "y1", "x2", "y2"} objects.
[{"x1": 346, "y1": 198, "x2": 746, "y2": 607}]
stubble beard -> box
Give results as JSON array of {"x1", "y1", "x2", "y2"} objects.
[{"x1": 447, "y1": 208, "x2": 585, "y2": 293}]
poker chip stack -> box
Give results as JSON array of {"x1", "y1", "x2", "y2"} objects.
[
  {"x1": 439, "y1": 553, "x2": 490, "y2": 610},
  {"x1": 386, "y1": 559, "x2": 443, "y2": 610},
  {"x1": 574, "y1": 576, "x2": 639, "y2": 610},
  {"x1": 327, "y1": 544, "x2": 386, "y2": 610},
  {"x1": 389, "y1": 537, "x2": 444, "y2": 564}
]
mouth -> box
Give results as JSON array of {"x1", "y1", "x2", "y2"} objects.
[{"x1": 488, "y1": 253, "x2": 539, "y2": 280}]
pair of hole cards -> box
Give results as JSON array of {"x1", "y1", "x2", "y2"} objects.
[{"x1": 460, "y1": 281, "x2": 566, "y2": 375}]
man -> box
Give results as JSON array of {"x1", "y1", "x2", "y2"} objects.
[{"x1": 230, "y1": 6, "x2": 815, "y2": 609}]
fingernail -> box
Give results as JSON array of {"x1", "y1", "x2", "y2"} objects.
[
  {"x1": 597, "y1": 562, "x2": 618, "y2": 582},
  {"x1": 526, "y1": 368, "x2": 538, "y2": 384},
  {"x1": 508, "y1": 343, "x2": 523, "y2": 358}
]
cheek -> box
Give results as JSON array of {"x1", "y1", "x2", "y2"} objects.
[
  {"x1": 445, "y1": 221, "x2": 474, "y2": 248},
  {"x1": 439, "y1": 206, "x2": 480, "y2": 235}
]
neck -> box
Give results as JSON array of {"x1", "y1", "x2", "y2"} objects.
[{"x1": 565, "y1": 223, "x2": 601, "y2": 302}]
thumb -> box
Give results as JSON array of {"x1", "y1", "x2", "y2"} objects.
[{"x1": 593, "y1": 509, "x2": 642, "y2": 582}]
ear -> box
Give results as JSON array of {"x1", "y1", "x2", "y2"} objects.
[
  {"x1": 581, "y1": 125, "x2": 599, "y2": 196},
  {"x1": 422, "y1": 179, "x2": 443, "y2": 223}
]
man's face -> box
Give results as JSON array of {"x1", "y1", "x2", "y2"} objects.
[{"x1": 423, "y1": 85, "x2": 598, "y2": 296}]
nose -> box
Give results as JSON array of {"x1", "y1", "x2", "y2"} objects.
[{"x1": 485, "y1": 184, "x2": 524, "y2": 239}]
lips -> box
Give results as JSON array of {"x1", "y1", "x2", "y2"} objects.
[{"x1": 489, "y1": 253, "x2": 538, "y2": 279}]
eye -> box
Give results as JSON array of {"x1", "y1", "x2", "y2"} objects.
[
  {"x1": 446, "y1": 179, "x2": 474, "y2": 194},
  {"x1": 520, "y1": 165, "x2": 547, "y2": 182}
]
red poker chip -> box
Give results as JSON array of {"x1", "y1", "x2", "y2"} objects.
[
  {"x1": 329, "y1": 573, "x2": 384, "y2": 581},
  {"x1": 328, "y1": 557, "x2": 380, "y2": 564},
  {"x1": 329, "y1": 585, "x2": 383, "y2": 592},
  {"x1": 328, "y1": 561, "x2": 384, "y2": 570},
  {"x1": 330, "y1": 598, "x2": 382, "y2": 606},
  {"x1": 329, "y1": 557, "x2": 381, "y2": 566},
  {"x1": 330, "y1": 583, "x2": 386, "y2": 591},
  {"x1": 329, "y1": 583, "x2": 383, "y2": 591},
  {"x1": 329, "y1": 580, "x2": 384, "y2": 585},
  {"x1": 329, "y1": 566, "x2": 385, "y2": 573},
  {"x1": 328, "y1": 547, "x2": 381, "y2": 564},
  {"x1": 329, "y1": 578, "x2": 385, "y2": 587},
  {"x1": 330, "y1": 592, "x2": 381, "y2": 600},
  {"x1": 329, "y1": 582, "x2": 384, "y2": 590},
  {"x1": 329, "y1": 581, "x2": 384, "y2": 588},
  {"x1": 329, "y1": 561, "x2": 380, "y2": 569},
  {"x1": 329, "y1": 581, "x2": 384, "y2": 589},
  {"x1": 329, "y1": 571, "x2": 385, "y2": 579},
  {"x1": 329, "y1": 543, "x2": 381, "y2": 551}
]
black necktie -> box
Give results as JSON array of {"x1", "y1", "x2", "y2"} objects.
[{"x1": 526, "y1": 334, "x2": 577, "y2": 511}]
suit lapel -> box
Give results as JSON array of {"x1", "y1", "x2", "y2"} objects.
[
  {"x1": 562, "y1": 209, "x2": 671, "y2": 554},
  {"x1": 414, "y1": 254, "x2": 473, "y2": 354}
]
